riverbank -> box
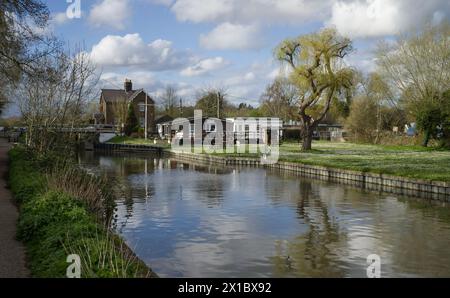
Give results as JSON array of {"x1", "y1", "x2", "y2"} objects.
[
  {"x1": 170, "y1": 148, "x2": 450, "y2": 200},
  {"x1": 108, "y1": 136, "x2": 170, "y2": 149},
  {"x1": 212, "y1": 141, "x2": 450, "y2": 182},
  {"x1": 100, "y1": 140, "x2": 450, "y2": 198},
  {"x1": 0, "y1": 139, "x2": 29, "y2": 278},
  {"x1": 8, "y1": 146, "x2": 156, "y2": 278}
]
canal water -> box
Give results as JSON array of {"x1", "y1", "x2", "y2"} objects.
[{"x1": 79, "y1": 151, "x2": 450, "y2": 278}]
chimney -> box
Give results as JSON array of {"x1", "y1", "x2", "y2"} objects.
[{"x1": 124, "y1": 79, "x2": 132, "y2": 92}]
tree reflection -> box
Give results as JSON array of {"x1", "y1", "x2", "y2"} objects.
[
  {"x1": 271, "y1": 180, "x2": 348, "y2": 277},
  {"x1": 193, "y1": 175, "x2": 227, "y2": 207}
]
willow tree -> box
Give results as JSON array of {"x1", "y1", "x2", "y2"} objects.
[{"x1": 276, "y1": 28, "x2": 354, "y2": 150}]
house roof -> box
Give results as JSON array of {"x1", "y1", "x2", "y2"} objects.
[
  {"x1": 101, "y1": 89, "x2": 154, "y2": 103},
  {"x1": 155, "y1": 114, "x2": 174, "y2": 124}
]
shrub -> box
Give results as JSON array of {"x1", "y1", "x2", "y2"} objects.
[
  {"x1": 345, "y1": 96, "x2": 378, "y2": 143},
  {"x1": 124, "y1": 105, "x2": 139, "y2": 136},
  {"x1": 8, "y1": 146, "x2": 154, "y2": 278},
  {"x1": 283, "y1": 128, "x2": 301, "y2": 141},
  {"x1": 8, "y1": 148, "x2": 46, "y2": 203},
  {"x1": 46, "y1": 166, "x2": 115, "y2": 222},
  {"x1": 17, "y1": 191, "x2": 93, "y2": 242}
]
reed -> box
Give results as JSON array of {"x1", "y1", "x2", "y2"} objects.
[
  {"x1": 62, "y1": 229, "x2": 153, "y2": 278},
  {"x1": 46, "y1": 165, "x2": 116, "y2": 223}
]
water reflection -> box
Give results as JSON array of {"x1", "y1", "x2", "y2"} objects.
[{"x1": 79, "y1": 151, "x2": 450, "y2": 278}]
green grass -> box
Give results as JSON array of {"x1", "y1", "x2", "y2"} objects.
[
  {"x1": 108, "y1": 136, "x2": 170, "y2": 148},
  {"x1": 8, "y1": 147, "x2": 153, "y2": 278},
  {"x1": 196, "y1": 141, "x2": 450, "y2": 182},
  {"x1": 277, "y1": 141, "x2": 450, "y2": 182}
]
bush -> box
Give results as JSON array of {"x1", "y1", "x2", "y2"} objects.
[
  {"x1": 8, "y1": 146, "x2": 154, "y2": 278},
  {"x1": 283, "y1": 128, "x2": 301, "y2": 141},
  {"x1": 8, "y1": 148, "x2": 46, "y2": 203},
  {"x1": 17, "y1": 191, "x2": 93, "y2": 242},
  {"x1": 124, "y1": 105, "x2": 139, "y2": 136},
  {"x1": 345, "y1": 96, "x2": 378, "y2": 143}
]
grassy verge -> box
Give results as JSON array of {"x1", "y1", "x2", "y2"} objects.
[
  {"x1": 192, "y1": 141, "x2": 450, "y2": 182},
  {"x1": 278, "y1": 141, "x2": 450, "y2": 182},
  {"x1": 108, "y1": 136, "x2": 170, "y2": 149},
  {"x1": 8, "y1": 147, "x2": 155, "y2": 278}
]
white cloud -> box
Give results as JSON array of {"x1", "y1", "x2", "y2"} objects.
[
  {"x1": 148, "y1": 0, "x2": 174, "y2": 5},
  {"x1": 223, "y1": 71, "x2": 257, "y2": 86},
  {"x1": 171, "y1": 0, "x2": 234, "y2": 23},
  {"x1": 345, "y1": 50, "x2": 377, "y2": 73},
  {"x1": 89, "y1": 0, "x2": 131, "y2": 30},
  {"x1": 52, "y1": 12, "x2": 70, "y2": 25},
  {"x1": 89, "y1": 33, "x2": 192, "y2": 70},
  {"x1": 205, "y1": 60, "x2": 281, "y2": 105},
  {"x1": 200, "y1": 23, "x2": 265, "y2": 50},
  {"x1": 328, "y1": 0, "x2": 450, "y2": 38},
  {"x1": 170, "y1": 0, "x2": 330, "y2": 24},
  {"x1": 327, "y1": 0, "x2": 401, "y2": 37},
  {"x1": 181, "y1": 57, "x2": 229, "y2": 76},
  {"x1": 160, "y1": 0, "x2": 449, "y2": 40}
]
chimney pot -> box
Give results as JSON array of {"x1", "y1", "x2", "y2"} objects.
[{"x1": 124, "y1": 79, "x2": 132, "y2": 92}]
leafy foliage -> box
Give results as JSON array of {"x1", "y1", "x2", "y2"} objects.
[
  {"x1": 195, "y1": 89, "x2": 230, "y2": 118},
  {"x1": 275, "y1": 28, "x2": 354, "y2": 150},
  {"x1": 8, "y1": 147, "x2": 154, "y2": 278},
  {"x1": 124, "y1": 104, "x2": 139, "y2": 136}
]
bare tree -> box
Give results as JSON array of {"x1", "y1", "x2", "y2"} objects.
[
  {"x1": 260, "y1": 77, "x2": 299, "y2": 121},
  {"x1": 0, "y1": 0, "x2": 60, "y2": 113},
  {"x1": 111, "y1": 97, "x2": 129, "y2": 133},
  {"x1": 376, "y1": 22, "x2": 450, "y2": 146},
  {"x1": 160, "y1": 86, "x2": 178, "y2": 117},
  {"x1": 195, "y1": 87, "x2": 230, "y2": 118},
  {"x1": 17, "y1": 48, "x2": 99, "y2": 155}
]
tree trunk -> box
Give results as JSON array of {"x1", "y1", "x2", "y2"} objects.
[
  {"x1": 422, "y1": 129, "x2": 431, "y2": 147},
  {"x1": 299, "y1": 111, "x2": 314, "y2": 151},
  {"x1": 302, "y1": 133, "x2": 313, "y2": 151},
  {"x1": 301, "y1": 123, "x2": 314, "y2": 151}
]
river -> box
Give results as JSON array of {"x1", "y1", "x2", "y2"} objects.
[{"x1": 79, "y1": 151, "x2": 450, "y2": 278}]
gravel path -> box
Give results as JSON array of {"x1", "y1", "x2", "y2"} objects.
[{"x1": 0, "y1": 139, "x2": 29, "y2": 278}]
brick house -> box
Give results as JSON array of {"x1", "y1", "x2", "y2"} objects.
[{"x1": 99, "y1": 79, "x2": 156, "y2": 134}]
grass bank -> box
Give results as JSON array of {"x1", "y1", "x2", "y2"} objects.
[
  {"x1": 108, "y1": 136, "x2": 170, "y2": 149},
  {"x1": 278, "y1": 142, "x2": 450, "y2": 182},
  {"x1": 193, "y1": 141, "x2": 450, "y2": 182},
  {"x1": 8, "y1": 147, "x2": 155, "y2": 278}
]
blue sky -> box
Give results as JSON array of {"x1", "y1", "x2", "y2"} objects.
[{"x1": 33, "y1": 0, "x2": 450, "y2": 107}]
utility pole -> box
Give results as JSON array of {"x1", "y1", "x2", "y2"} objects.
[
  {"x1": 179, "y1": 98, "x2": 183, "y2": 117},
  {"x1": 145, "y1": 92, "x2": 148, "y2": 140},
  {"x1": 217, "y1": 92, "x2": 221, "y2": 119}
]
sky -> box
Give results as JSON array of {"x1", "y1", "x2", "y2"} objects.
[{"x1": 15, "y1": 0, "x2": 450, "y2": 109}]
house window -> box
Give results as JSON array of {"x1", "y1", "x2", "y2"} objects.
[
  {"x1": 139, "y1": 104, "x2": 145, "y2": 112},
  {"x1": 140, "y1": 117, "x2": 145, "y2": 127}
]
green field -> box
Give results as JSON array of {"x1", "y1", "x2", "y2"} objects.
[
  {"x1": 206, "y1": 141, "x2": 450, "y2": 182},
  {"x1": 276, "y1": 141, "x2": 450, "y2": 182}
]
